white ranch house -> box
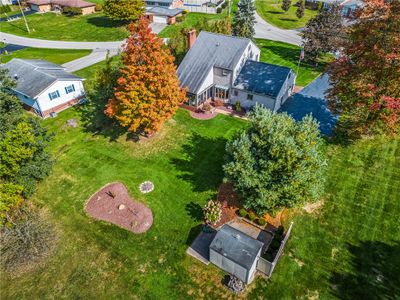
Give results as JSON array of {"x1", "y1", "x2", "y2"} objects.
[{"x1": 2, "y1": 59, "x2": 86, "y2": 118}]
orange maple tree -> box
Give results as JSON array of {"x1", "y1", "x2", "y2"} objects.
[
  {"x1": 105, "y1": 17, "x2": 186, "y2": 135},
  {"x1": 327, "y1": 0, "x2": 400, "y2": 137}
]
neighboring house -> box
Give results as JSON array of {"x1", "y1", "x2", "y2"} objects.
[
  {"x1": 177, "y1": 31, "x2": 295, "y2": 111},
  {"x1": 2, "y1": 59, "x2": 86, "y2": 118},
  {"x1": 209, "y1": 225, "x2": 263, "y2": 284},
  {"x1": 0, "y1": 0, "x2": 14, "y2": 5},
  {"x1": 27, "y1": 0, "x2": 96, "y2": 15},
  {"x1": 144, "y1": 0, "x2": 183, "y2": 24},
  {"x1": 317, "y1": 0, "x2": 363, "y2": 17}
]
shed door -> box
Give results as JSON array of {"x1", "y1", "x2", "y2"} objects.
[{"x1": 153, "y1": 16, "x2": 168, "y2": 24}]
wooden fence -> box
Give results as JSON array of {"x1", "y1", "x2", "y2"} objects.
[{"x1": 257, "y1": 222, "x2": 294, "y2": 277}]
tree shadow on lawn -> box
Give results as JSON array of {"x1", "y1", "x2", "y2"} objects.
[
  {"x1": 170, "y1": 133, "x2": 228, "y2": 193},
  {"x1": 330, "y1": 241, "x2": 400, "y2": 300},
  {"x1": 185, "y1": 201, "x2": 203, "y2": 222},
  {"x1": 86, "y1": 15, "x2": 127, "y2": 29}
]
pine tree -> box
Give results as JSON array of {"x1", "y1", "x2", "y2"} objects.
[
  {"x1": 223, "y1": 104, "x2": 326, "y2": 215},
  {"x1": 106, "y1": 18, "x2": 187, "y2": 135},
  {"x1": 232, "y1": 0, "x2": 256, "y2": 39},
  {"x1": 296, "y1": 0, "x2": 305, "y2": 19},
  {"x1": 327, "y1": 0, "x2": 400, "y2": 137},
  {"x1": 281, "y1": 0, "x2": 291, "y2": 12},
  {"x1": 302, "y1": 4, "x2": 343, "y2": 62}
]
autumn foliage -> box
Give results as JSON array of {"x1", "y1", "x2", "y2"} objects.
[
  {"x1": 105, "y1": 18, "x2": 186, "y2": 135},
  {"x1": 327, "y1": 0, "x2": 400, "y2": 137}
]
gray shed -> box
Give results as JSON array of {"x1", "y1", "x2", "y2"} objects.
[{"x1": 209, "y1": 225, "x2": 264, "y2": 284}]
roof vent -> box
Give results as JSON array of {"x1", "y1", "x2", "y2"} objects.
[
  {"x1": 216, "y1": 42, "x2": 220, "y2": 47},
  {"x1": 14, "y1": 74, "x2": 18, "y2": 80}
]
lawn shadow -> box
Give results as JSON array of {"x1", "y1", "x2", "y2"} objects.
[
  {"x1": 185, "y1": 201, "x2": 203, "y2": 222},
  {"x1": 266, "y1": 10, "x2": 283, "y2": 15},
  {"x1": 185, "y1": 223, "x2": 203, "y2": 246},
  {"x1": 170, "y1": 133, "x2": 228, "y2": 193},
  {"x1": 279, "y1": 18, "x2": 297, "y2": 22},
  {"x1": 330, "y1": 241, "x2": 400, "y2": 299},
  {"x1": 86, "y1": 16, "x2": 126, "y2": 28}
]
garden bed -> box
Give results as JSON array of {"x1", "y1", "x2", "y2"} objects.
[{"x1": 85, "y1": 182, "x2": 153, "y2": 234}]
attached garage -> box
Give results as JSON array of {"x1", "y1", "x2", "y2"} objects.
[
  {"x1": 153, "y1": 15, "x2": 168, "y2": 23},
  {"x1": 146, "y1": 7, "x2": 183, "y2": 25}
]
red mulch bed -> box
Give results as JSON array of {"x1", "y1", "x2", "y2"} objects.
[
  {"x1": 212, "y1": 183, "x2": 242, "y2": 229},
  {"x1": 85, "y1": 182, "x2": 153, "y2": 234}
]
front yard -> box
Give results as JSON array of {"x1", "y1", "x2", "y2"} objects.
[
  {"x1": 0, "y1": 48, "x2": 91, "y2": 64},
  {"x1": 255, "y1": 0, "x2": 318, "y2": 29},
  {"x1": 1, "y1": 97, "x2": 398, "y2": 298},
  {"x1": 0, "y1": 12, "x2": 128, "y2": 41}
]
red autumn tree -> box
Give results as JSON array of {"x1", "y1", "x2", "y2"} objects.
[
  {"x1": 327, "y1": 0, "x2": 400, "y2": 137},
  {"x1": 105, "y1": 17, "x2": 186, "y2": 135}
]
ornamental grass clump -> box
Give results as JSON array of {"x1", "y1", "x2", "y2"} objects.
[{"x1": 203, "y1": 200, "x2": 222, "y2": 225}]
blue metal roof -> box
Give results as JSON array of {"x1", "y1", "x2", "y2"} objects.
[{"x1": 233, "y1": 60, "x2": 293, "y2": 98}]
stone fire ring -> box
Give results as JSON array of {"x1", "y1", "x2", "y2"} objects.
[{"x1": 85, "y1": 182, "x2": 153, "y2": 234}]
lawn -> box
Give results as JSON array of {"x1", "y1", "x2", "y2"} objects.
[
  {"x1": 255, "y1": 0, "x2": 318, "y2": 29},
  {"x1": 0, "y1": 12, "x2": 128, "y2": 41},
  {"x1": 0, "y1": 48, "x2": 91, "y2": 64},
  {"x1": 256, "y1": 38, "x2": 332, "y2": 86},
  {"x1": 0, "y1": 61, "x2": 399, "y2": 298}
]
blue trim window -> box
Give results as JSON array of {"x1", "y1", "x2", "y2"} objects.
[
  {"x1": 65, "y1": 84, "x2": 75, "y2": 94},
  {"x1": 48, "y1": 90, "x2": 60, "y2": 100}
]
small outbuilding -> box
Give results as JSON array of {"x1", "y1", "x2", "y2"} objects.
[{"x1": 209, "y1": 224, "x2": 263, "y2": 284}]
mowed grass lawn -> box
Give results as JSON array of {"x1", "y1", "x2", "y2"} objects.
[
  {"x1": 256, "y1": 38, "x2": 332, "y2": 86},
  {"x1": 255, "y1": 0, "x2": 318, "y2": 29},
  {"x1": 0, "y1": 12, "x2": 128, "y2": 41},
  {"x1": 0, "y1": 48, "x2": 91, "y2": 64},
  {"x1": 1, "y1": 101, "x2": 399, "y2": 298}
]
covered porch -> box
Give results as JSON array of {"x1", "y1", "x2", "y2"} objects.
[{"x1": 187, "y1": 85, "x2": 230, "y2": 108}]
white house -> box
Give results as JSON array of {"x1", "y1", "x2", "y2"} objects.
[
  {"x1": 209, "y1": 225, "x2": 264, "y2": 284},
  {"x1": 177, "y1": 31, "x2": 296, "y2": 111},
  {"x1": 144, "y1": 0, "x2": 184, "y2": 24},
  {"x1": 2, "y1": 59, "x2": 86, "y2": 118}
]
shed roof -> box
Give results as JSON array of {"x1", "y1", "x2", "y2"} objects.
[
  {"x1": 2, "y1": 59, "x2": 83, "y2": 99},
  {"x1": 177, "y1": 31, "x2": 253, "y2": 94},
  {"x1": 233, "y1": 60, "x2": 293, "y2": 98},
  {"x1": 210, "y1": 224, "x2": 263, "y2": 270}
]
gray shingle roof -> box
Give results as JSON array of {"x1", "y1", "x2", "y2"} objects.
[
  {"x1": 2, "y1": 59, "x2": 83, "y2": 99},
  {"x1": 233, "y1": 60, "x2": 293, "y2": 98},
  {"x1": 146, "y1": 6, "x2": 183, "y2": 16},
  {"x1": 210, "y1": 225, "x2": 263, "y2": 270},
  {"x1": 177, "y1": 31, "x2": 252, "y2": 94}
]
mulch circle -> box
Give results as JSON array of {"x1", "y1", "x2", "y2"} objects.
[
  {"x1": 85, "y1": 182, "x2": 153, "y2": 234},
  {"x1": 189, "y1": 111, "x2": 218, "y2": 120}
]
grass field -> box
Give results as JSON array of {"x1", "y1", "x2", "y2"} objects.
[
  {"x1": 256, "y1": 39, "x2": 332, "y2": 86},
  {"x1": 255, "y1": 0, "x2": 318, "y2": 29},
  {"x1": 0, "y1": 12, "x2": 128, "y2": 41},
  {"x1": 0, "y1": 48, "x2": 91, "y2": 64}
]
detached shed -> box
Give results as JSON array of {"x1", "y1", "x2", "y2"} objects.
[{"x1": 209, "y1": 225, "x2": 263, "y2": 284}]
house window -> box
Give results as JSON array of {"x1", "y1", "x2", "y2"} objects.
[
  {"x1": 65, "y1": 84, "x2": 75, "y2": 94},
  {"x1": 247, "y1": 94, "x2": 253, "y2": 100},
  {"x1": 234, "y1": 90, "x2": 238, "y2": 96},
  {"x1": 48, "y1": 90, "x2": 60, "y2": 100},
  {"x1": 147, "y1": 1, "x2": 155, "y2": 4},
  {"x1": 159, "y1": 2, "x2": 169, "y2": 6}
]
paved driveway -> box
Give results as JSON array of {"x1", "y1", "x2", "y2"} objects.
[{"x1": 280, "y1": 74, "x2": 338, "y2": 136}]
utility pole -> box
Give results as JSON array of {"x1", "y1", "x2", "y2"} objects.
[
  {"x1": 17, "y1": 0, "x2": 30, "y2": 33},
  {"x1": 228, "y1": 0, "x2": 231, "y2": 16}
]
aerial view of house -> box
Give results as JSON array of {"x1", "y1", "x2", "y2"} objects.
[{"x1": 0, "y1": 0, "x2": 399, "y2": 299}]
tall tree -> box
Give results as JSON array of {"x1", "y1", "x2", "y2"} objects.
[
  {"x1": 223, "y1": 105, "x2": 326, "y2": 215},
  {"x1": 327, "y1": 0, "x2": 400, "y2": 136},
  {"x1": 0, "y1": 69, "x2": 52, "y2": 223},
  {"x1": 302, "y1": 5, "x2": 343, "y2": 62},
  {"x1": 232, "y1": 0, "x2": 256, "y2": 39},
  {"x1": 103, "y1": 0, "x2": 144, "y2": 21},
  {"x1": 296, "y1": 0, "x2": 305, "y2": 19},
  {"x1": 106, "y1": 18, "x2": 186, "y2": 135},
  {"x1": 281, "y1": 0, "x2": 291, "y2": 12}
]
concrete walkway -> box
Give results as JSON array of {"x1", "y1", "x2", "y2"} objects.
[{"x1": 254, "y1": 12, "x2": 302, "y2": 46}]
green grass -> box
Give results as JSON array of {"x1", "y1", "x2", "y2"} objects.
[
  {"x1": 0, "y1": 48, "x2": 91, "y2": 64},
  {"x1": 0, "y1": 12, "x2": 128, "y2": 41},
  {"x1": 256, "y1": 38, "x2": 332, "y2": 86},
  {"x1": 255, "y1": 0, "x2": 318, "y2": 29}
]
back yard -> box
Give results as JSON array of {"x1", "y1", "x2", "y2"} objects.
[{"x1": 1, "y1": 99, "x2": 398, "y2": 298}]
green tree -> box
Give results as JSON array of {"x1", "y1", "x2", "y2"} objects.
[
  {"x1": 296, "y1": 0, "x2": 305, "y2": 19},
  {"x1": 0, "y1": 69, "x2": 53, "y2": 223},
  {"x1": 223, "y1": 105, "x2": 326, "y2": 215},
  {"x1": 232, "y1": 0, "x2": 256, "y2": 38},
  {"x1": 103, "y1": 0, "x2": 144, "y2": 21},
  {"x1": 302, "y1": 4, "x2": 343, "y2": 62},
  {"x1": 281, "y1": 0, "x2": 291, "y2": 12}
]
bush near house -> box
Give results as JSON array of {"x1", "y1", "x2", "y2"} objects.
[{"x1": 62, "y1": 7, "x2": 82, "y2": 16}]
